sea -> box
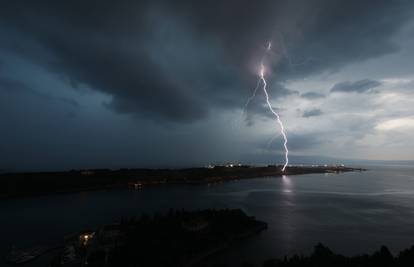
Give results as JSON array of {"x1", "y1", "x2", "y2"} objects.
[{"x1": 1, "y1": 165, "x2": 414, "y2": 266}]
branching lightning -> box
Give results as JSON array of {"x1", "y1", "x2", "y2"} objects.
[
  {"x1": 260, "y1": 61, "x2": 289, "y2": 171},
  {"x1": 243, "y1": 79, "x2": 261, "y2": 111},
  {"x1": 246, "y1": 42, "x2": 289, "y2": 172}
]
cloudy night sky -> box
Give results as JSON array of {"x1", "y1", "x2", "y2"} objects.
[{"x1": 1, "y1": 0, "x2": 414, "y2": 171}]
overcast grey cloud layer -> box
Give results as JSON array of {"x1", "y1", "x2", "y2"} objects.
[
  {"x1": 0, "y1": 0, "x2": 414, "y2": 170},
  {"x1": 302, "y1": 109, "x2": 323, "y2": 118},
  {"x1": 330, "y1": 79, "x2": 382, "y2": 93}
]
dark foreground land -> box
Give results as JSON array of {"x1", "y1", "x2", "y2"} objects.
[
  {"x1": 259, "y1": 243, "x2": 414, "y2": 267},
  {"x1": 0, "y1": 165, "x2": 364, "y2": 198},
  {"x1": 5, "y1": 209, "x2": 267, "y2": 266},
  {"x1": 7, "y1": 209, "x2": 414, "y2": 267}
]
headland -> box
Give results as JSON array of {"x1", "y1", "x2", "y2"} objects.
[{"x1": 0, "y1": 165, "x2": 365, "y2": 198}]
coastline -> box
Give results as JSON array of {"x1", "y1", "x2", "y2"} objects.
[{"x1": 0, "y1": 165, "x2": 366, "y2": 199}]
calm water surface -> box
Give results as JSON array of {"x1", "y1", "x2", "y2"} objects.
[{"x1": 1, "y1": 165, "x2": 414, "y2": 265}]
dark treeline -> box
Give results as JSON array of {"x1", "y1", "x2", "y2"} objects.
[
  {"x1": 0, "y1": 166, "x2": 362, "y2": 198},
  {"x1": 51, "y1": 209, "x2": 267, "y2": 267},
  {"x1": 226, "y1": 243, "x2": 414, "y2": 267}
]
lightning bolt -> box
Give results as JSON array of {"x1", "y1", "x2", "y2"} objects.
[
  {"x1": 246, "y1": 42, "x2": 289, "y2": 172},
  {"x1": 243, "y1": 79, "x2": 261, "y2": 111}
]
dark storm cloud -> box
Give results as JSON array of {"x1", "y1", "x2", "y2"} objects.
[
  {"x1": 0, "y1": 76, "x2": 79, "y2": 107},
  {"x1": 286, "y1": 132, "x2": 326, "y2": 150},
  {"x1": 301, "y1": 92, "x2": 325, "y2": 99},
  {"x1": 60, "y1": 97, "x2": 80, "y2": 108},
  {"x1": 262, "y1": 132, "x2": 325, "y2": 152},
  {"x1": 0, "y1": 0, "x2": 412, "y2": 123},
  {"x1": 330, "y1": 79, "x2": 382, "y2": 93},
  {"x1": 244, "y1": 103, "x2": 285, "y2": 126},
  {"x1": 0, "y1": 77, "x2": 39, "y2": 96},
  {"x1": 302, "y1": 108, "x2": 323, "y2": 118},
  {"x1": 243, "y1": 82, "x2": 296, "y2": 125},
  {"x1": 239, "y1": 131, "x2": 326, "y2": 164},
  {"x1": 278, "y1": 1, "x2": 414, "y2": 79}
]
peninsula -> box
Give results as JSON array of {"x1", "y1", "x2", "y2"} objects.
[{"x1": 0, "y1": 165, "x2": 365, "y2": 198}]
